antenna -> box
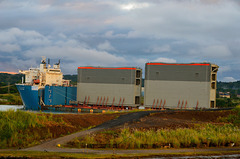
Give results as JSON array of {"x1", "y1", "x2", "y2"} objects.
[
  {"x1": 58, "y1": 59, "x2": 60, "y2": 65},
  {"x1": 41, "y1": 56, "x2": 46, "y2": 64},
  {"x1": 48, "y1": 58, "x2": 50, "y2": 65}
]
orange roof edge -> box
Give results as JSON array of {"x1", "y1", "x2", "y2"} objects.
[
  {"x1": 78, "y1": 67, "x2": 137, "y2": 70},
  {"x1": 146, "y1": 63, "x2": 210, "y2": 66}
]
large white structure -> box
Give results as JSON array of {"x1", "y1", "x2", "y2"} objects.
[
  {"x1": 144, "y1": 62, "x2": 219, "y2": 109},
  {"x1": 77, "y1": 67, "x2": 142, "y2": 107}
]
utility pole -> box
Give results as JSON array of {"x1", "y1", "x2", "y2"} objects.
[{"x1": 8, "y1": 82, "x2": 10, "y2": 94}]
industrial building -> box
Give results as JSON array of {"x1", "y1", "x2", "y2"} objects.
[
  {"x1": 144, "y1": 62, "x2": 219, "y2": 109},
  {"x1": 77, "y1": 67, "x2": 142, "y2": 108}
]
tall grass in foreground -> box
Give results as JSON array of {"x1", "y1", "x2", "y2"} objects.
[
  {"x1": 70, "y1": 124, "x2": 240, "y2": 149},
  {"x1": 0, "y1": 110, "x2": 65, "y2": 148}
]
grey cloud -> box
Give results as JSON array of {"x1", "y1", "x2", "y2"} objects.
[
  {"x1": 0, "y1": 1, "x2": 240, "y2": 81},
  {"x1": 222, "y1": 77, "x2": 237, "y2": 82},
  {"x1": 97, "y1": 41, "x2": 116, "y2": 51},
  {"x1": 0, "y1": 44, "x2": 21, "y2": 53},
  {"x1": 152, "y1": 57, "x2": 176, "y2": 63},
  {"x1": 146, "y1": 45, "x2": 171, "y2": 53}
]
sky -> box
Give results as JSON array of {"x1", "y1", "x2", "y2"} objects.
[{"x1": 0, "y1": 0, "x2": 240, "y2": 82}]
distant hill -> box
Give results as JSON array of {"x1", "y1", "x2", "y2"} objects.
[
  {"x1": 0, "y1": 73, "x2": 23, "y2": 85},
  {"x1": 218, "y1": 81, "x2": 240, "y2": 90},
  {"x1": 0, "y1": 73, "x2": 23, "y2": 94},
  {"x1": 217, "y1": 81, "x2": 240, "y2": 97},
  {"x1": 1, "y1": 73, "x2": 240, "y2": 95},
  {"x1": 63, "y1": 75, "x2": 77, "y2": 85}
]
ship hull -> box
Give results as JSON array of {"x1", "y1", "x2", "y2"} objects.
[
  {"x1": 16, "y1": 84, "x2": 77, "y2": 111},
  {"x1": 16, "y1": 85, "x2": 40, "y2": 110}
]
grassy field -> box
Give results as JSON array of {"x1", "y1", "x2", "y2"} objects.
[
  {"x1": 0, "y1": 110, "x2": 118, "y2": 149},
  {"x1": 67, "y1": 123, "x2": 240, "y2": 149},
  {"x1": 0, "y1": 93, "x2": 22, "y2": 105},
  {"x1": 0, "y1": 110, "x2": 66, "y2": 148},
  {"x1": 67, "y1": 107, "x2": 240, "y2": 149}
]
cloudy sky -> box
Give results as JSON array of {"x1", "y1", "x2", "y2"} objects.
[{"x1": 0, "y1": 0, "x2": 240, "y2": 82}]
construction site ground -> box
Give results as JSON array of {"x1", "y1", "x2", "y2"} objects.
[
  {"x1": 50, "y1": 109, "x2": 234, "y2": 134},
  {"x1": 1, "y1": 109, "x2": 240, "y2": 158},
  {"x1": 121, "y1": 110, "x2": 233, "y2": 130}
]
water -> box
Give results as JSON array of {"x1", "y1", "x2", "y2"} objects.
[
  {"x1": 0, "y1": 105, "x2": 24, "y2": 111},
  {"x1": 146, "y1": 154, "x2": 240, "y2": 159},
  {"x1": 0, "y1": 105, "x2": 93, "y2": 114}
]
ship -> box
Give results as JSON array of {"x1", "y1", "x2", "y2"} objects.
[{"x1": 16, "y1": 57, "x2": 77, "y2": 110}]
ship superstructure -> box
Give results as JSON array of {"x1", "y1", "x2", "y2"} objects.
[
  {"x1": 16, "y1": 57, "x2": 76, "y2": 110},
  {"x1": 19, "y1": 57, "x2": 70, "y2": 87}
]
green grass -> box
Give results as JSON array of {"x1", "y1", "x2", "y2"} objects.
[
  {"x1": 0, "y1": 93, "x2": 22, "y2": 105},
  {"x1": 68, "y1": 123, "x2": 240, "y2": 149},
  {"x1": 0, "y1": 110, "x2": 66, "y2": 149}
]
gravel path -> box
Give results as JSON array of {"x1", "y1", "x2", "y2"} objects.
[{"x1": 23, "y1": 111, "x2": 154, "y2": 152}]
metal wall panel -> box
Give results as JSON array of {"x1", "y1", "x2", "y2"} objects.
[
  {"x1": 145, "y1": 63, "x2": 211, "y2": 82},
  {"x1": 77, "y1": 83, "x2": 139, "y2": 106},
  {"x1": 77, "y1": 67, "x2": 142, "y2": 107},
  {"x1": 44, "y1": 86, "x2": 68, "y2": 105},
  {"x1": 78, "y1": 67, "x2": 137, "y2": 84},
  {"x1": 66, "y1": 87, "x2": 77, "y2": 105},
  {"x1": 144, "y1": 63, "x2": 216, "y2": 109},
  {"x1": 144, "y1": 80, "x2": 210, "y2": 108}
]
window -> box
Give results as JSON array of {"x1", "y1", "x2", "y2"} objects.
[
  {"x1": 135, "y1": 96, "x2": 140, "y2": 104},
  {"x1": 212, "y1": 74, "x2": 216, "y2": 81},
  {"x1": 212, "y1": 67, "x2": 218, "y2": 72},
  {"x1": 210, "y1": 101, "x2": 215, "y2": 108},
  {"x1": 136, "y1": 70, "x2": 141, "y2": 78},
  {"x1": 136, "y1": 79, "x2": 140, "y2": 85},
  {"x1": 195, "y1": 73, "x2": 199, "y2": 78},
  {"x1": 211, "y1": 82, "x2": 215, "y2": 89}
]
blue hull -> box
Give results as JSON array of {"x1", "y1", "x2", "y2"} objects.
[
  {"x1": 44, "y1": 86, "x2": 77, "y2": 106},
  {"x1": 16, "y1": 84, "x2": 77, "y2": 111},
  {"x1": 16, "y1": 85, "x2": 40, "y2": 110}
]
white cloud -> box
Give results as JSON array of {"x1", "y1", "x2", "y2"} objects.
[
  {"x1": 188, "y1": 45, "x2": 232, "y2": 59},
  {"x1": 25, "y1": 45, "x2": 125, "y2": 65},
  {"x1": 202, "y1": 45, "x2": 232, "y2": 58},
  {"x1": 115, "y1": 0, "x2": 240, "y2": 44},
  {"x1": 97, "y1": 41, "x2": 116, "y2": 51},
  {"x1": 218, "y1": 65, "x2": 231, "y2": 73},
  {"x1": 0, "y1": 28, "x2": 50, "y2": 46},
  {"x1": 222, "y1": 77, "x2": 237, "y2": 82},
  {"x1": 0, "y1": 28, "x2": 127, "y2": 74},
  {"x1": 121, "y1": 2, "x2": 150, "y2": 11},
  {"x1": 146, "y1": 45, "x2": 171, "y2": 53},
  {"x1": 0, "y1": 44, "x2": 21, "y2": 53},
  {"x1": 152, "y1": 57, "x2": 176, "y2": 63}
]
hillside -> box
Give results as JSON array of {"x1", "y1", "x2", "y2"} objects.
[
  {"x1": 0, "y1": 73, "x2": 23, "y2": 94},
  {"x1": 1, "y1": 73, "x2": 240, "y2": 95}
]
